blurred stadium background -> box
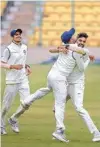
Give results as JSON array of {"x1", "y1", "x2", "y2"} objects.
[
  {"x1": 1, "y1": 1, "x2": 100, "y2": 147},
  {"x1": 1, "y1": 0, "x2": 100, "y2": 64}
]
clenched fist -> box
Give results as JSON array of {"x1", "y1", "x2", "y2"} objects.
[{"x1": 89, "y1": 55, "x2": 95, "y2": 61}]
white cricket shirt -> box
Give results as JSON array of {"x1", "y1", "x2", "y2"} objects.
[
  {"x1": 52, "y1": 50, "x2": 76, "y2": 76},
  {"x1": 68, "y1": 49, "x2": 90, "y2": 84},
  {"x1": 1, "y1": 42, "x2": 28, "y2": 84},
  {"x1": 51, "y1": 44, "x2": 90, "y2": 79}
]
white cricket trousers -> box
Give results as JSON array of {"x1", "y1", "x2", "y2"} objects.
[
  {"x1": 68, "y1": 82, "x2": 98, "y2": 134},
  {"x1": 24, "y1": 68, "x2": 67, "y2": 131},
  {"x1": 23, "y1": 87, "x2": 51, "y2": 105},
  {"x1": 47, "y1": 68, "x2": 68, "y2": 131},
  {"x1": 1, "y1": 81, "x2": 30, "y2": 128}
]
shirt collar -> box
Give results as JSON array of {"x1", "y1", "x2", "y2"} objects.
[{"x1": 12, "y1": 41, "x2": 22, "y2": 46}]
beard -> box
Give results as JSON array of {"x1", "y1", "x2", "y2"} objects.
[{"x1": 78, "y1": 44, "x2": 84, "y2": 48}]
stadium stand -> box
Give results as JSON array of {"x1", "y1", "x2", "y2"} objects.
[
  {"x1": 29, "y1": 1, "x2": 100, "y2": 47},
  {"x1": 1, "y1": 1, "x2": 36, "y2": 45},
  {"x1": 0, "y1": 1, "x2": 7, "y2": 16},
  {"x1": 1, "y1": 1, "x2": 100, "y2": 47}
]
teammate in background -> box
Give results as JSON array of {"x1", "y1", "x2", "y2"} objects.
[{"x1": 1, "y1": 29, "x2": 31, "y2": 135}]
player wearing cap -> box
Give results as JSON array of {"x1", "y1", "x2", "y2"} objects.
[
  {"x1": 1, "y1": 29, "x2": 31, "y2": 135},
  {"x1": 21, "y1": 28, "x2": 99, "y2": 142},
  {"x1": 46, "y1": 30, "x2": 91, "y2": 142},
  {"x1": 53, "y1": 32, "x2": 100, "y2": 142},
  {"x1": 21, "y1": 28, "x2": 91, "y2": 142}
]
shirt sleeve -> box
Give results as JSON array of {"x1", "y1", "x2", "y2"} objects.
[
  {"x1": 69, "y1": 44, "x2": 89, "y2": 55},
  {"x1": 0, "y1": 62, "x2": 10, "y2": 69},
  {"x1": 1, "y1": 48, "x2": 10, "y2": 63},
  {"x1": 69, "y1": 44, "x2": 78, "y2": 50},
  {"x1": 73, "y1": 52, "x2": 90, "y2": 72},
  {"x1": 83, "y1": 52, "x2": 89, "y2": 62},
  {"x1": 83, "y1": 48, "x2": 89, "y2": 55},
  {"x1": 84, "y1": 58, "x2": 90, "y2": 69}
]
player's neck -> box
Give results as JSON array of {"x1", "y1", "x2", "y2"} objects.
[{"x1": 12, "y1": 40, "x2": 21, "y2": 46}]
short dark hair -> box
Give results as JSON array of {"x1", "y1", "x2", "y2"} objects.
[{"x1": 77, "y1": 33, "x2": 88, "y2": 39}]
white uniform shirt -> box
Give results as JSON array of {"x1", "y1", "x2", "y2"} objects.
[
  {"x1": 51, "y1": 44, "x2": 90, "y2": 79},
  {"x1": 1, "y1": 42, "x2": 28, "y2": 84},
  {"x1": 52, "y1": 50, "x2": 76, "y2": 76},
  {"x1": 68, "y1": 47, "x2": 90, "y2": 84},
  {"x1": 69, "y1": 44, "x2": 89, "y2": 55}
]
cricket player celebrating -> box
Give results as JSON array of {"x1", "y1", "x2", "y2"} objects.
[
  {"x1": 1, "y1": 29, "x2": 31, "y2": 135},
  {"x1": 21, "y1": 28, "x2": 98, "y2": 143},
  {"x1": 47, "y1": 31, "x2": 94, "y2": 143},
  {"x1": 66, "y1": 33, "x2": 100, "y2": 142},
  {"x1": 52, "y1": 32, "x2": 100, "y2": 142}
]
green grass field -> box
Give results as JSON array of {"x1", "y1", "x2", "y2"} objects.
[{"x1": 1, "y1": 65, "x2": 100, "y2": 147}]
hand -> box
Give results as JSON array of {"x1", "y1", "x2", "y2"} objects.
[
  {"x1": 26, "y1": 66, "x2": 32, "y2": 76},
  {"x1": 10, "y1": 64, "x2": 23, "y2": 70},
  {"x1": 89, "y1": 55, "x2": 95, "y2": 61},
  {"x1": 58, "y1": 46, "x2": 68, "y2": 54}
]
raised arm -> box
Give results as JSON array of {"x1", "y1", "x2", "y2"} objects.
[
  {"x1": 49, "y1": 46, "x2": 68, "y2": 54},
  {"x1": 49, "y1": 48, "x2": 59, "y2": 53},
  {"x1": 49, "y1": 44, "x2": 95, "y2": 61},
  {"x1": 67, "y1": 44, "x2": 95, "y2": 61},
  {"x1": 49, "y1": 44, "x2": 88, "y2": 55},
  {"x1": 67, "y1": 44, "x2": 89, "y2": 55}
]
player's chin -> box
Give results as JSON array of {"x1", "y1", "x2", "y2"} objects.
[
  {"x1": 79, "y1": 44, "x2": 84, "y2": 48},
  {"x1": 16, "y1": 39, "x2": 21, "y2": 42}
]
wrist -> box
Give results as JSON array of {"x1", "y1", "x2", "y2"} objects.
[
  {"x1": 10, "y1": 65, "x2": 13, "y2": 69},
  {"x1": 58, "y1": 49, "x2": 63, "y2": 52}
]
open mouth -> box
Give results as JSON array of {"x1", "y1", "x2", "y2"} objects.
[{"x1": 78, "y1": 44, "x2": 84, "y2": 48}]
